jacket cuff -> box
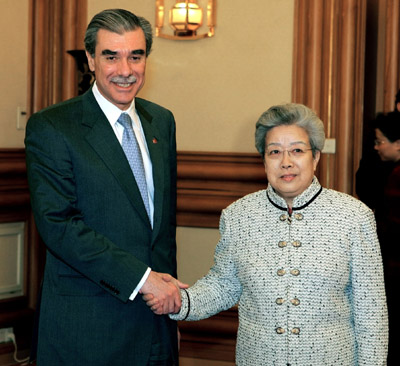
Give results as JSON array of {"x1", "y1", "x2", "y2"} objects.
[{"x1": 169, "y1": 288, "x2": 190, "y2": 320}]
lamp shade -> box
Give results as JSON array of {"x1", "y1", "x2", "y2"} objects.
[
  {"x1": 155, "y1": 0, "x2": 216, "y2": 40},
  {"x1": 169, "y1": 1, "x2": 203, "y2": 36}
]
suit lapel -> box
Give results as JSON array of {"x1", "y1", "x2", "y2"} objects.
[
  {"x1": 81, "y1": 91, "x2": 151, "y2": 227},
  {"x1": 136, "y1": 100, "x2": 165, "y2": 242}
]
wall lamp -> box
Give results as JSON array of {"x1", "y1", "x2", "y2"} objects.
[{"x1": 155, "y1": 0, "x2": 216, "y2": 40}]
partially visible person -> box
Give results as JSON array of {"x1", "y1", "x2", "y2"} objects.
[
  {"x1": 373, "y1": 111, "x2": 400, "y2": 365},
  {"x1": 355, "y1": 89, "x2": 400, "y2": 208},
  {"x1": 395, "y1": 88, "x2": 400, "y2": 112},
  {"x1": 145, "y1": 103, "x2": 388, "y2": 365},
  {"x1": 25, "y1": 8, "x2": 186, "y2": 366}
]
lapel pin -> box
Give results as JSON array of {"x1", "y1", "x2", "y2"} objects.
[{"x1": 152, "y1": 138, "x2": 158, "y2": 144}]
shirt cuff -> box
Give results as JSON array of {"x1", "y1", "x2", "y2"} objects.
[{"x1": 129, "y1": 267, "x2": 151, "y2": 301}]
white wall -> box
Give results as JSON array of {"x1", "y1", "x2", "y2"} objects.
[{"x1": 0, "y1": 0, "x2": 29, "y2": 147}]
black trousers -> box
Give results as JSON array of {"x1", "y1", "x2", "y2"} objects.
[{"x1": 148, "y1": 315, "x2": 176, "y2": 366}]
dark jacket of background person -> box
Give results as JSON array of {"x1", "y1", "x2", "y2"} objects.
[
  {"x1": 355, "y1": 126, "x2": 395, "y2": 210},
  {"x1": 370, "y1": 111, "x2": 400, "y2": 366},
  {"x1": 377, "y1": 161, "x2": 400, "y2": 268},
  {"x1": 356, "y1": 90, "x2": 400, "y2": 209}
]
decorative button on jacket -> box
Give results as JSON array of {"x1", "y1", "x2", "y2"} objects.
[{"x1": 170, "y1": 178, "x2": 388, "y2": 366}]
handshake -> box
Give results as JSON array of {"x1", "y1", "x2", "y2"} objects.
[{"x1": 140, "y1": 271, "x2": 189, "y2": 315}]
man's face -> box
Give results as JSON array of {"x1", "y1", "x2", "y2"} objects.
[{"x1": 86, "y1": 28, "x2": 147, "y2": 110}]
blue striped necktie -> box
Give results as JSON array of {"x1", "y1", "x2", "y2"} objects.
[{"x1": 117, "y1": 113, "x2": 150, "y2": 217}]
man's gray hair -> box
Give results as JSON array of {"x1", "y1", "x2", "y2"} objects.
[{"x1": 84, "y1": 9, "x2": 153, "y2": 57}]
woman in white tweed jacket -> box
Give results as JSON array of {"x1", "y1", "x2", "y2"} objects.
[{"x1": 145, "y1": 103, "x2": 388, "y2": 365}]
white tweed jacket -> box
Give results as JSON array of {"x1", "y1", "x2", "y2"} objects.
[{"x1": 171, "y1": 178, "x2": 388, "y2": 365}]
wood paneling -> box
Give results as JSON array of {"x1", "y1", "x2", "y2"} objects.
[
  {"x1": 178, "y1": 307, "x2": 238, "y2": 362},
  {"x1": 177, "y1": 151, "x2": 266, "y2": 228},
  {"x1": 1, "y1": 149, "x2": 266, "y2": 229},
  {"x1": 0, "y1": 149, "x2": 38, "y2": 353},
  {"x1": 0, "y1": 149, "x2": 30, "y2": 221}
]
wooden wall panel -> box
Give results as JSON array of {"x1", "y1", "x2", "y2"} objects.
[
  {"x1": 0, "y1": 149, "x2": 37, "y2": 353},
  {"x1": 0, "y1": 149, "x2": 30, "y2": 218},
  {"x1": 178, "y1": 306, "x2": 238, "y2": 362},
  {"x1": 177, "y1": 151, "x2": 266, "y2": 228}
]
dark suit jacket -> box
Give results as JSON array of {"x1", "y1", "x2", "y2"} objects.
[{"x1": 25, "y1": 89, "x2": 178, "y2": 365}]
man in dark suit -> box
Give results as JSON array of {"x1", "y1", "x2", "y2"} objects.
[{"x1": 25, "y1": 9, "x2": 186, "y2": 366}]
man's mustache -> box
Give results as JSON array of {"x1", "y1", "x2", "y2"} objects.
[{"x1": 111, "y1": 76, "x2": 137, "y2": 84}]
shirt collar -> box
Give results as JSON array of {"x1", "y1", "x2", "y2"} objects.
[{"x1": 92, "y1": 81, "x2": 136, "y2": 124}]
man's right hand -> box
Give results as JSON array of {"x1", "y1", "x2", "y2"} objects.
[{"x1": 140, "y1": 271, "x2": 188, "y2": 315}]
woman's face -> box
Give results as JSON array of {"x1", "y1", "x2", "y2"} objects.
[
  {"x1": 374, "y1": 128, "x2": 400, "y2": 162},
  {"x1": 264, "y1": 125, "x2": 320, "y2": 206}
]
